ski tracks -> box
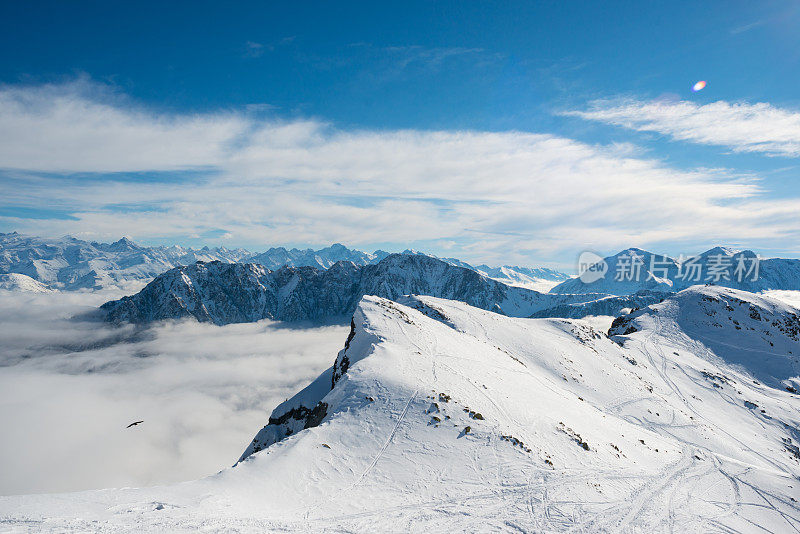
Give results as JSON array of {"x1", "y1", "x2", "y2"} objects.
[{"x1": 350, "y1": 388, "x2": 420, "y2": 489}]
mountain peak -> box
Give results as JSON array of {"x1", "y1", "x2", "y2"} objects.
[
  {"x1": 699, "y1": 246, "x2": 740, "y2": 257},
  {"x1": 108, "y1": 236, "x2": 139, "y2": 251}
]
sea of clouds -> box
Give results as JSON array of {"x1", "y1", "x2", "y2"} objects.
[{"x1": 0, "y1": 288, "x2": 347, "y2": 495}]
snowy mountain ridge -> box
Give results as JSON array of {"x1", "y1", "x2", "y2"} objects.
[
  {"x1": 248, "y1": 243, "x2": 389, "y2": 270},
  {"x1": 472, "y1": 264, "x2": 571, "y2": 292},
  {"x1": 609, "y1": 285, "x2": 800, "y2": 391},
  {"x1": 4, "y1": 287, "x2": 799, "y2": 531}
]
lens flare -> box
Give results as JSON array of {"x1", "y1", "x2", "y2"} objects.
[{"x1": 692, "y1": 80, "x2": 706, "y2": 92}]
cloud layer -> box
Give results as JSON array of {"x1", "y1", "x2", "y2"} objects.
[
  {"x1": 1, "y1": 81, "x2": 799, "y2": 264},
  {"x1": 566, "y1": 99, "x2": 800, "y2": 158},
  {"x1": 0, "y1": 80, "x2": 244, "y2": 173},
  {"x1": 0, "y1": 289, "x2": 346, "y2": 495}
]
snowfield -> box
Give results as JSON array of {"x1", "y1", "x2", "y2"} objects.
[{"x1": 1, "y1": 287, "x2": 799, "y2": 532}]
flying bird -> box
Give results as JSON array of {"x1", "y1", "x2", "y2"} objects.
[{"x1": 126, "y1": 420, "x2": 144, "y2": 428}]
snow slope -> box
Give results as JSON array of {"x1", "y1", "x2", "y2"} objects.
[
  {"x1": 3, "y1": 288, "x2": 799, "y2": 532},
  {"x1": 609, "y1": 285, "x2": 800, "y2": 391},
  {"x1": 764, "y1": 290, "x2": 800, "y2": 310}
]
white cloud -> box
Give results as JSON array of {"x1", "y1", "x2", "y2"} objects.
[
  {"x1": 0, "y1": 289, "x2": 347, "y2": 495},
  {"x1": 565, "y1": 99, "x2": 800, "y2": 157},
  {"x1": 0, "y1": 79, "x2": 246, "y2": 172},
  {"x1": 0, "y1": 81, "x2": 799, "y2": 264}
]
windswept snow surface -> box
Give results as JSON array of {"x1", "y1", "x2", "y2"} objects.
[{"x1": 2, "y1": 289, "x2": 799, "y2": 532}]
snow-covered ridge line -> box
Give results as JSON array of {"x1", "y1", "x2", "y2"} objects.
[
  {"x1": 609, "y1": 285, "x2": 800, "y2": 391},
  {"x1": 99, "y1": 254, "x2": 605, "y2": 324},
  {"x1": 234, "y1": 288, "x2": 799, "y2": 530},
  {"x1": 0, "y1": 272, "x2": 53, "y2": 292},
  {"x1": 2, "y1": 288, "x2": 799, "y2": 530}
]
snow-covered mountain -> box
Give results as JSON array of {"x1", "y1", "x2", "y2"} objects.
[
  {"x1": 0, "y1": 232, "x2": 251, "y2": 290},
  {"x1": 609, "y1": 285, "x2": 800, "y2": 391},
  {"x1": 551, "y1": 246, "x2": 800, "y2": 295},
  {"x1": 5, "y1": 288, "x2": 799, "y2": 531},
  {"x1": 531, "y1": 289, "x2": 671, "y2": 319},
  {"x1": 398, "y1": 252, "x2": 570, "y2": 291},
  {"x1": 248, "y1": 243, "x2": 389, "y2": 270},
  {"x1": 474, "y1": 264, "x2": 571, "y2": 292},
  {"x1": 100, "y1": 254, "x2": 601, "y2": 324},
  {"x1": 0, "y1": 232, "x2": 570, "y2": 294},
  {"x1": 0, "y1": 272, "x2": 53, "y2": 292}
]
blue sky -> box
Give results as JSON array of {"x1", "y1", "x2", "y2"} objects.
[{"x1": 1, "y1": 1, "x2": 799, "y2": 267}]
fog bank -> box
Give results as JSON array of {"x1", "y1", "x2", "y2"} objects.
[{"x1": 0, "y1": 289, "x2": 346, "y2": 495}]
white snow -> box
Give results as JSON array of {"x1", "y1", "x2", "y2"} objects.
[
  {"x1": 2, "y1": 288, "x2": 799, "y2": 532},
  {"x1": 473, "y1": 265, "x2": 571, "y2": 292},
  {"x1": 0, "y1": 273, "x2": 53, "y2": 292},
  {"x1": 764, "y1": 290, "x2": 800, "y2": 310}
]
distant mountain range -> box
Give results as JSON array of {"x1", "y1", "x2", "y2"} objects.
[
  {"x1": 0, "y1": 232, "x2": 251, "y2": 291},
  {"x1": 100, "y1": 254, "x2": 602, "y2": 324},
  {"x1": 471, "y1": 264, "x2": 570, "y2": 292},
  {"x1": 248, "y1": 243, "x2": 389, "y2": 270},
  {"x1": 0, "y1": 232, "x2": 569, "y2": 292},
  {"x1": 5, "y1": 233, "x2": 799, "y2": 325}
]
